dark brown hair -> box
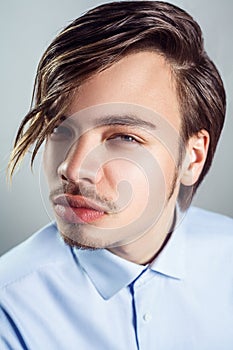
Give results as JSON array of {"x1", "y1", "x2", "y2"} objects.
[{"x1": 8, "y1": 1, "x2": 226, "y2": 209}]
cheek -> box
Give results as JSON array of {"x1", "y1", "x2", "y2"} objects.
[
  {"x1": 102, "y1": 153, "x2": 174, "y2": 228},
  {"x1": 104, "y1": 158, "x2": 148, "y2": 190},
  {"x1": 154, "y1": 147, "x2": 178, "y2": 193},
  {"x1": 107, "y1": 147, "x2": 178, "y2": 205},
  {"x1": 102, "y1": 159, "x2": 149, "y2": 219},
  {"x1": 103, "y1": 156, "x2": 165, "y2": 208}
]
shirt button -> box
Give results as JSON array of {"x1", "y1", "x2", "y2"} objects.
[{"x1": 143, "y1": 313, "x2": 152, "y2": 322}]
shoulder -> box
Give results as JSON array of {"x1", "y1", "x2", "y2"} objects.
[
  {"x1": 0, "y1": 222, "x2": 71, "y2": 290},
  {"x1": 185, "y1": 206, "x2": 233, "y2": 235},
  {"x1": 183, "y1": 207, "x2": 233, "y2": 271}
]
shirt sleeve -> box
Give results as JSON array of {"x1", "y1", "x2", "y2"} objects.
[{"x1": 0, "y1": 305, "x2": 28, "y2": 350}]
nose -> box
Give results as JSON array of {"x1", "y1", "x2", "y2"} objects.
[{"x1": 58, "y1": 136, "x2": 103, "y2": 185}]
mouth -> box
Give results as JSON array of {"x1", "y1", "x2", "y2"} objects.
[{"x1": 53, "y1": 194, "x2": 106, "y2": 224}]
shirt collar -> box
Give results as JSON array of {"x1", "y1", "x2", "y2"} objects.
[
  {"x1": 74, "y1": 248, "x2": 145, "y2": 300},
  {"x1": 73, "y1": 207, "x2": 187, "y2": 299}
]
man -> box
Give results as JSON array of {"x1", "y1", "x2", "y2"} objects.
[{"x1": 1, "y1": 1, "x2": 233, "y2": 349}]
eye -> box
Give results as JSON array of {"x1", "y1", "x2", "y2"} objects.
[
  {"x1": 50, "y1": 124, "x2": 73, "y2": 140},
  {"x1": 117, "y1": 135, "x2": 137, "y2": 142},
  {"x1": 110, "y1": 134, "x2": 138, "y2": 142},
  {"x1": 106, "y1": 133, "x2": 143, "y2": 150}
]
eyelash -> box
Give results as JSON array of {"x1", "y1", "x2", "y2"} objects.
[{"x1": 107, "y1": 134, "x2": 141, "y2": 144}]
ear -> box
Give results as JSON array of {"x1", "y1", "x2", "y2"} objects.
[{"x1": 181, "y1": 129, "x2": 210, "y2": 186}]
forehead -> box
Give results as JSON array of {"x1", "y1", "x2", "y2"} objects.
[{"x1": 66, "y1": 51, "x2": 181, "y2": 131}]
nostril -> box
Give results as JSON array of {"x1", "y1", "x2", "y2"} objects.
[{"x1": 61, "y1": 174, "x2": 68, "y2": 181}]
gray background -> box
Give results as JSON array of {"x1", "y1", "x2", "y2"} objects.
[{"x1": 1, "y1": 0, "x2": 232, "y2": 256}]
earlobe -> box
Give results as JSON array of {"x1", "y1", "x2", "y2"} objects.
[{"x1": 181, "y1": 130, "x2": 210, "y2": 186}]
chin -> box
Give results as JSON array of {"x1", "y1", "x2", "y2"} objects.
[
  {"x1": 57, "y1": 222, "x2": 112, "y2": 250},
  {"x1": 62, "y1": 234, "x2": 100, "y2": 250}
]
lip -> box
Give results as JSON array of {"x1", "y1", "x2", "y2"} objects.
[{"x1": 53, "y1": 194, "x2": 106, "y2": 224}]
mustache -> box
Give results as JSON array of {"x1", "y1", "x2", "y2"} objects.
[{"x1": 49, "y1": 182, "x2": 118, "y2": 212}]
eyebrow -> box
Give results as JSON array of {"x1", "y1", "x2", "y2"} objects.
[{"x1": 92, "y1": 115, "x2": 157, "y2": 131}]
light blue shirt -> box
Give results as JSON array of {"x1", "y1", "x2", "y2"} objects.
[{"x1": 0, "y1": 207, "x2": 233, "y2": 350}]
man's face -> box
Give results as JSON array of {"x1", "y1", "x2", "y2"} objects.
[{"x1": 43, "y1": 51, "x2": 183, "y2": 250}]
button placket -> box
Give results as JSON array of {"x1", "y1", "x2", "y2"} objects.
[{"x1": 131, "y1": 269, "x2": 159, "y2": 349}]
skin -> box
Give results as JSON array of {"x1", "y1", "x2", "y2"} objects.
[{"x1": 43, "y1": 51, "x2": 209, "y2": 264}]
